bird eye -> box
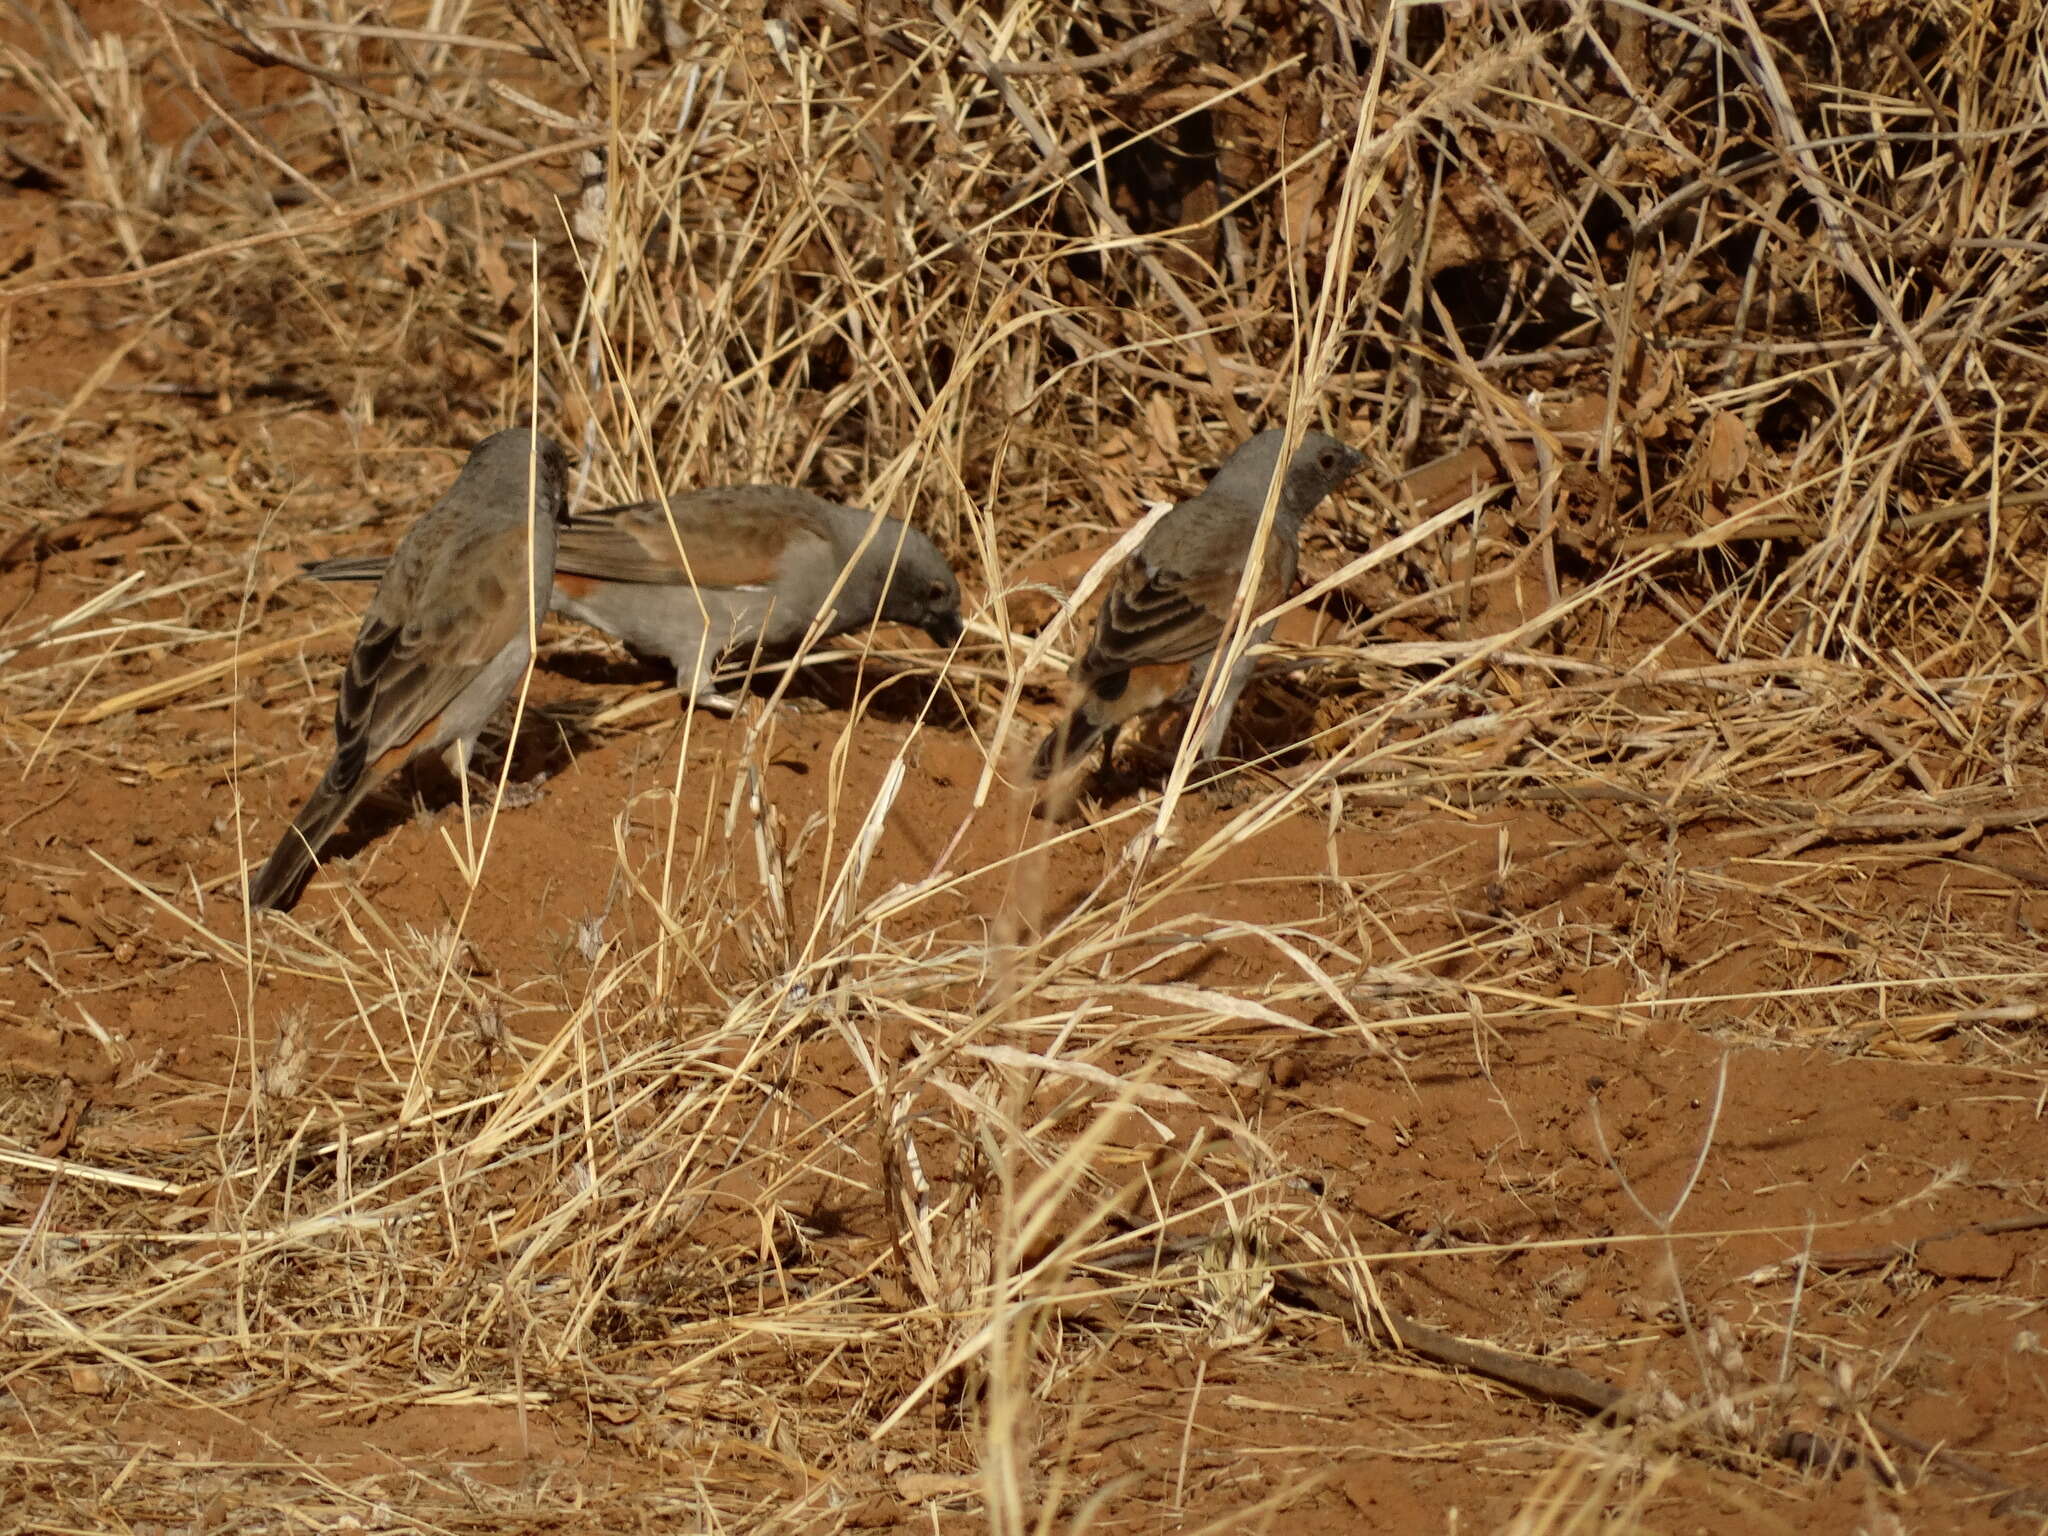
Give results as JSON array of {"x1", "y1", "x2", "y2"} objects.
[
  {"x1": 1319, "y1": 450, "x2": 1338, "y2": 471},
  {"x1": 929, "y1": 580, "x2": 948, "y2": 602}
]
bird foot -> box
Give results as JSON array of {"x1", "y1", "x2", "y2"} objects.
[
  {"x1": 691, "y1": 688, "x2": 818, "y2": 718},
  {"x1": 1197, "y1": 775, "x2": 1257, "y2": 810},
  {"x1": 468, "y1": 770, "x2": 550, "y2": 811},
  {"x1": 690, "y1": 689, "x2": 741, "y2": 717}
]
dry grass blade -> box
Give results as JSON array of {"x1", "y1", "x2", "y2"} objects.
[{"x1": 4, "y1": 0, "x2": 2048, "y2": 1530}]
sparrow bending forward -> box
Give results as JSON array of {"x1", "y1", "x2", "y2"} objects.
[{"x1": 304, "y1": 486, "x2": 964, "y2": 713}]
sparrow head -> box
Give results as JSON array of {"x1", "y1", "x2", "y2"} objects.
[
  {"x1": 1211, "y1": 427, "x2": 1364, "y2": 522},
  {"x1": 865, "y1": 518, "x2": 965, "y2": 648},
  {"x1": 470, "y1": 428, "x2": 573, "y2": 524},
  {"x1": 1284, "y1": 430, "x2": 1365, "y2": 508}
]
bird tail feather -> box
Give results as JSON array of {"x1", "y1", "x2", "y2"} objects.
[
  {"x1": 1030, "y1": 703, "x2": 1111, "y2": 781},
  {"x1": 248, "y1": 770, "x2": 373, "y2": 911}
]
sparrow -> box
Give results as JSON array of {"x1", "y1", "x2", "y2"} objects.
[
  {"x1": 249, "y1": 428, "x2": 570, "y2": 911},
  {"x1": 303, "y1": 486, "x2": 964, "y2": 712},
  {"x1": 1031, "y1": 428, "x2": 1363, "y2": 780}
]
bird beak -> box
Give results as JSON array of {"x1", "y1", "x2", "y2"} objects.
[{"x1": 922, "y1": 611, "x2": 965, "y2": 648}]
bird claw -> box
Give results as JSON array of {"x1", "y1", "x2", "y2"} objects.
[
  {"x1": 468, "y1": 770, "x2": 550, "y2": 811},
  {"x1": 691, "y1": 689, "x2": 741, "y2": 716},
  {"x1": 1197, "y1": 774, "x2": 1257, "y2": 810},
  {"x1": 690, "y1": 688, "x2": 818, "y2": 718}
]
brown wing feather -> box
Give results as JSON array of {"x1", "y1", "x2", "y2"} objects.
[
  {"x1": 333, "y1": 523, "x2": 535, "y2": 775},
  {"x1": 1080, "y1": 554, "x2": 1225, "y2": 679},
  {"x1": 559, "y1": 489, "x2": 835, "y2": 588},
  {"x1": 1075, "y1": 500, "x2": 1296, "y2": 684}
]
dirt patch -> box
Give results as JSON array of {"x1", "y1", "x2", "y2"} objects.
[{"x1": 6, "y1": 1, "x2": 2048, "y2": 1532}]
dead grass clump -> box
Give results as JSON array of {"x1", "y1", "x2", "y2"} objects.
[{"x1": 5, "y1": 0, "x2": 2048, "y2": 1528}]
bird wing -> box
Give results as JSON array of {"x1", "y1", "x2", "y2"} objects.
[
  {"x1": 300, "y1": 553, "x2": 389, "y2": 583},
  {"x1": 558, "y1": 489, "x2": 835, "y2": 589},
  {"x1": 1077, "y1": 504, "x2": 1288, "y2": 682},
  {"x1": 331, "y1": 523, "x2": 541, "y2": 782}
]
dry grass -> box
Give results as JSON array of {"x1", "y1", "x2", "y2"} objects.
[{"x1": 4, "y1": 0, "x2": 2048, "y2": 1528}]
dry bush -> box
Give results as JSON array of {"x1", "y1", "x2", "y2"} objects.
[{"x1": 3, "y1": 0, "x2": 2048, "y2": 1529}]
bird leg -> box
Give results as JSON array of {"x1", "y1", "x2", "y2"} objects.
[
  {"x1": 476, "y1": 772, "x2": 552, "y2": 810},
  {"x1": 671, "y1": 642, "x2": 747, "y2": 716},
  {"x1": 443, "y1": 739, "x2": 550, "y2": 813},
  {"x1": 689, "y1": 686, "x2": 742, "y2": 716},
  {"x1": 1189, "y1": 620, "x2": 1276, "y2": 765}
]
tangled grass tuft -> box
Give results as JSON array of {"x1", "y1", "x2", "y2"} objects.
[{"x1": 3, "y1": 0, "x2": 2048, "y2": 1527}]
